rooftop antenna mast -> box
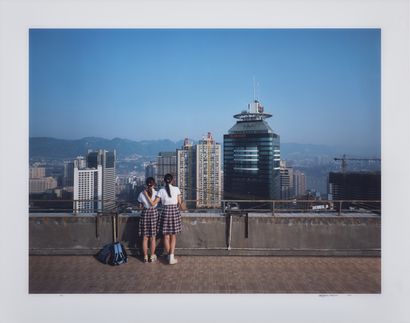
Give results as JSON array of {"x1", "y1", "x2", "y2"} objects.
[{"x1": 253, "y1": 76, "x2": 256, "y2": 101}]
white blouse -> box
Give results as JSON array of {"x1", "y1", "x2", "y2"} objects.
[
  {"x1": 137, "y1": 189, "x2": 158, "y2": 209},
  {"x1": 157, "y1": 185, "x2": 181, "y2": 205}
]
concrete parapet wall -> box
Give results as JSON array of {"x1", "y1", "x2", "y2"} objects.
[{"x1": 29, "y1": 213, "x2": 381, "y2": 256}]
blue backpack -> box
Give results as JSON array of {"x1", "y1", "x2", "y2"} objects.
[
  {"x1": 111, "y1": 241, "x2": 128, "y2": 265},
  {"x1": 96, "y1": 215, "x2": 128, "y2": 265},
  {"x1": 96, "y1": 242, "x2": 127, "y2": 265}
]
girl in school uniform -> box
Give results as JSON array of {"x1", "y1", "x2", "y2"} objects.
[
  {"x1": 137, "y1": 177, "x2": 159, "y2": 263},
  {"x1": 154, "y1": 173, "x2": 182, "y2": 265}
]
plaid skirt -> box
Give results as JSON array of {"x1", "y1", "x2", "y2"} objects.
[
  {"x1": 158, "y1": 205, "x2": 182, "y2": 235},
  {"x1": 138, "y1": 208, "x2": 159, "y2": 237}
]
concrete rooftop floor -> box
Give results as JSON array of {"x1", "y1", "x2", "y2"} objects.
[{"x1": 29, "y1": 255, "x2": 381, "y2": 294}]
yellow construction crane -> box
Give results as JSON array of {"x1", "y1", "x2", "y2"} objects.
[{"x1": 334, "y1": 154, "x2": 381, "y2": 172}]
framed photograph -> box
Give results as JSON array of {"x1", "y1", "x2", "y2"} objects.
[{"x1": 1, "y1": 1, "x2": 409, "y2": 323}]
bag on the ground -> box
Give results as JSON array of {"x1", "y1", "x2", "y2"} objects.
[
  {"x1": 96, "y1": 214, "x2": 128, "y2": 266},
  {"x1": 96, "y1": 242, "x2": 128, "y2": 265},
  {"x1": 96, "y1": 243, "x2": 113, "y2": 264},
  {"x1": 111, "y1": 242, "x2": 128, "y2": 265}
]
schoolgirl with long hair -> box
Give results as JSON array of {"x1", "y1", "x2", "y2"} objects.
[
  {"x1": 137, "y1": 177, "x2": 159, "y2": 263},
  {"x1": 154, "y1": 173, "x2": 183, "y2": 265}
]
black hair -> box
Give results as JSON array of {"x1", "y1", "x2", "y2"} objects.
[
  {"x1": 164, "y1": 173, "x2": 173, "y2": 198},
  {"x1": 145, "y1": 177, "x2": 155, "y2": 198}
]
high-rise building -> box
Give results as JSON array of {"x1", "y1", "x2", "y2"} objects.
[
  {"x1": 280, "y1": 160, "x2": 294, "y2": 199},
  {"x1": 86, "y1": 150, "x2": 116, "y2": 212},
  {"x1": 224, "y1": 100, "x2": 280, "y2": 205},
  {"x1": 29, "y1": 166, "x2": 46, "y2": 179},
  {"x1": 176, "y1": 135, "x2": 222, "y2": 208},
  {"x1": 73, "y1": 160, "x2": 102, "y2": 214},
  {"x1": 144, "y1": 161, "x2": 158, "y2": 181},
  {"x1": 63, "y1": 157, "x2": 85, "y2": 187},
  {"x1": 63, "y1": 161, "x2": 74, "y2": 187},
  {"x1": 328, "y1": 171, "x2": 381, "y2": 201},
  {"x1": 196, "y1": 133, "x2": 222, "y2": 208},
  {"x1": 29, "y1": 177, "x2": 58, "y2": 193},
  {"x1": 293, "y1": 169, "x2": 307, "y2": 197},
  {"x1": 29, "y1": 165, "x2": 54, "y2": 193},
  {"x1": 156, "y1": 151, "x2": 176, "y2": 186},
  {"x1": 176, "y1": 138, "x2": 196, "y2": 207},
  {"x1": 328, "y1": 171, "x2": 381, "y2": 212}
]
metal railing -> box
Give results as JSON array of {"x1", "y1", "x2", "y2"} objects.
[
  {"x1": 220, "y1": 199, "x2": 381, "y2": 216},
  {"x1": 29, "y1": 198, "x2": 381, "y2": 216}
]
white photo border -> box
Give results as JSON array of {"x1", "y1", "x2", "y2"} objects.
[{"x1": 0, "y1": 0, "x2": 409, "y2": 323}]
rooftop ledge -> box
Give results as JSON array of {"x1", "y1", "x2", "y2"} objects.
[{"x1": 29, "y1": 212, "x2": 381, "y2": 257}]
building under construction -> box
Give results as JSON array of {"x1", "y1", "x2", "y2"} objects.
[
  {"x1": 328, "y1": 171, "x2": 381, "y2": 200},
  {"x1": 328, "y1": 171, "x2": 381, "y2": 211}
]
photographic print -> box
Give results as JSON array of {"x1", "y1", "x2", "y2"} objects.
[{"x1": 28, "y1": 28, "x2": 381, "y2": 294}]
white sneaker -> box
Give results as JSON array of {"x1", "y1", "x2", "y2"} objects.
[{"x1": 169, "y1": 254, "x2": 178, "y2": 265}]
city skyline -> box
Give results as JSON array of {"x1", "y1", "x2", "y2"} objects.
[{"x1": 30, "y1": 29, "x2": 380, "y2": 151}]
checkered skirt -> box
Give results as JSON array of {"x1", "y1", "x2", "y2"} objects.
[
  {"x1": 158, "y1": 205, "x2": 182, "y2": 235},
  {"x1": 138, "y1": 208, "x2": 159, "y2": 237}
]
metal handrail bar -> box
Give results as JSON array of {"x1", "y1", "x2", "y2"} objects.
[
  {"x1": 29, "y1": 198, "x2": 381, "y2": 203},
  {"x1": 220, "y1": 199, "x2": 381, "y2": 203},
  {"x1": 29, "y1": 198, "x2": 381, "y2": 216}
]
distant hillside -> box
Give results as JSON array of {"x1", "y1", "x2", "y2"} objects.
[
  {"x1": 281, "y1": 142, "x2": 380, "y2": 159},
  {"x1": 29, "y1": 137, "x2": 184, "y2": 159},
  {"x1": 29, "y1": 137, "x2": 380, "y2": 160}
]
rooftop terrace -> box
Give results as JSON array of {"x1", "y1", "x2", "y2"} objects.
[
  {"x1": 26, "y1": 195, "x2": 382, "y2": 295},
  {"x1": 29, "y1": 205, "x2": 381, "y2": 294},
  {"x1": 29, "y1": 255, "x2": 380, "y2": 294}
]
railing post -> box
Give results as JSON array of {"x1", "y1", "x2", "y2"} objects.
[
  {"x1": 227, "y1": 213, "x2": 232, "y2": 250},
  {"x1": 272, "y1": 201, "x2": 275, "y2": 216},
  {"x1": 338, "y1": 201, "x2": 342, "y2": 216}
]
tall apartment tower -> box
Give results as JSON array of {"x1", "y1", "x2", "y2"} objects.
[
  {"x1": 29, "y1": 165, "x2": 46, "y2": 179},
  {"x1": 196, "y1": 133, "x2": 222, "y2": 208},
  {"x1": 293, "y1": 170, "x2": 307, "y2": 197},
  {"x1": 86, "y1": 150, "x2": 116, "y2": 212},
  {"x1": 63, "y1": 156, "x2": 85, "y2": 187},
  {"x1": 176, "y1": 138, "x2": 196, "y2": 208},
  {"x1": 29, "y1": 177, "x2": 58, "y2": 193},
  {"x1": 280, "y1": 160, "x2": 294, "y2": 199},
  {"x1": 156, "y1": 151, "x2": 177, "y2": 186},
  {"x1": 29, "y1": 164, "x2": 59, "y2": 193},
  {"x1": 73, "y1": 160, "x2": 102, "y2": 214},
  {"x1": 145, "y1": 161, "x2": 158, "y2": 181},
  {"x1": 224, "y1": 100, "x2": 280, "y2": 204},
  {"x1": 63, "y1": 161, "x2": 74, "y2": 187}
]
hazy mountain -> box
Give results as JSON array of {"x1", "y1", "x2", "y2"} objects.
[
  {"x1": 280, "y1": 142, "x2": 381, "y2": 159},
  {"x1": 29, "y1": 137, "x2": 184, "y2": 159},
  {"x1": 29, "y1": 137, "x2": 380, "y2": 160}
]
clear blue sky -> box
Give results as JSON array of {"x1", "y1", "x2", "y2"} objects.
[{"x1": 29, "y1": 29, "x2": 380, "y2": 150}]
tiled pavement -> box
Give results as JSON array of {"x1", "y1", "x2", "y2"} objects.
[{"x1": 29, "y1": 255, "x2": 381, "y2": 294}]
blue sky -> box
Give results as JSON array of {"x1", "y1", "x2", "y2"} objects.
[{"x1": 29, "y1": 29, "x2": 380, "y2": 150}]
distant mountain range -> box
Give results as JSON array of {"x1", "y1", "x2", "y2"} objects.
[
  {"x1": 29, "y1": 137, "x2": 184, "y2": 159},
  {"x1": 29, "y1": 137, "x2": 380, "y2": 160}
]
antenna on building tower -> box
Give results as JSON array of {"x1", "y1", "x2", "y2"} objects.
[{"x1": 253, "y1": 76, "x2": 256, "y2": 101}]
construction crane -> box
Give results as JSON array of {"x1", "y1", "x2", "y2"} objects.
[{"x1": 334, "y1": 154, "x2": 381, "y2": 172}]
